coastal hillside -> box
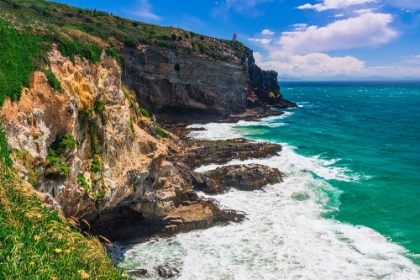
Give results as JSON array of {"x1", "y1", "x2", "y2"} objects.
[{"x1": 0, "y1": 0, "x2": 295, "y2": 277}]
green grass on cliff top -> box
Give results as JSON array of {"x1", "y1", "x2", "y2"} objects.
[{"x1": 0, "y1": 0, "x2": 247, "y2": 62}]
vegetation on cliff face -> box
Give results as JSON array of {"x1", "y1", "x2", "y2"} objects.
[
  {"x1": 0, "y1": 161, "x2": 127, "y2": 279},
  {"x1": 0, "y1": 2, "x2": 129, "y2": 277}
]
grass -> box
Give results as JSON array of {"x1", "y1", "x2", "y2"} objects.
[
  {"x1": 0, "y1": 0, "x2": 248, "y2": 64},
  {"x1": 0, "y1": 17, "x2": 43, "y2": 106},
  {"x1": 0, "y1": 161, "x2": 128, "y2": 279}
]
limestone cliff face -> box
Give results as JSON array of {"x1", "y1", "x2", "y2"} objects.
[
  {"x1": 0, "y1": 47, "x2": 195, "y2": 222},
  {"x1": 122, "y1": 46, "x2": 248, "y2": 122},
  {"x1": 121, "y1": 45, "x2": 293, "y2": 122}
]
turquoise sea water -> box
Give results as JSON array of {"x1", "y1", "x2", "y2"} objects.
[
  {"x1": 241, "y1": 81, "x2": 420, "y2": 263},
  {"x1": 115, "y1": 81, "x2": 420, "y2": 279}
]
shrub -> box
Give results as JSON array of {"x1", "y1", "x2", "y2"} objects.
[
  {"x1": 140, "y1": 108, "x2": 151, "y2": 119},
  {"x1": 43, "y1": 70, "x2": 62, "y2": 92},
  {"x1": 174, "y1": 63, "x2": 180, "y2": 72},
  {"x1": 123, "y1": 38, "x2": 136, "y2": 48},
  {"x1": 171, "y1": 33, "x2": 177, "y2": 41},
  {"x1": 45, "y1": 149, "x2": 70, "y2": 179},
  {"x1": 59, "y1": 134, "x2": 76, "y2": 151},
  {"x1": 105, "y1": 46, "x2": 121, "y2": 65},
  {"x1": 77, "y1": 175, "x2": 89, "y2": 191},
  {"x1": 156, "y1": 126, "x2": 168, "y2": 138},
  {"x1": 94, "y1": 99, "x2": 106, "y2": 114},
  {"x1": 91, "y1": 154, "x2": 101, "y2": 172},
  {"x1": 272, "y1": 89, "x2": 282, "y2": 97},
  {"x1": 0, "y1": 19, "x2": 43, "y2": 106},
  {"x1": 130, "y1": 116, "x2": 135, "y2": 133}
]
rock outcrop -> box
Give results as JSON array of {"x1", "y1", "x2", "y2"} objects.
[
  {"x1": 205, "y1": 164, "x2": 283, "y2": 191},
  {"x1": 1, "y1": 33, "x2": 290, "y2": 242}
]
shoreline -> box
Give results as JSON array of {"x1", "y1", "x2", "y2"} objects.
[{"x1": 116, "y1": 107, "x2": 420, "y2": 279}]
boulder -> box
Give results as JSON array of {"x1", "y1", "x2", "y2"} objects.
[{"x1": 205, "y1": 164, "x2": 283, "y2": 191}]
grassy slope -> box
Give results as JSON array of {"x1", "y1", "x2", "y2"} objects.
[{"x1": 0, "y1": 0, "x2": 247, "y2": 62}]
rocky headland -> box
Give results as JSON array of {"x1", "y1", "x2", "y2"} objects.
[{"x1": 0, "y1": 3, "x2": 296, "y2": 244}]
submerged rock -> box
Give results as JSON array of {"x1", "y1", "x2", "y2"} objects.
[
  {"x1": 155, "y1": 263, "x2": 180, "y2": 278},
  {"x1": 127, "y1": 268, "x2": 148, "y2": 277},
  {"x1": 205, "y1": 164, "x2": 283, "y2": 191}
]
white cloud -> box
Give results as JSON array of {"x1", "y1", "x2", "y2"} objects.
[
  {"x1": 255, "y1": 51, "x2": 420, "y2": 77},
  {"x1": 248, "y1": 38, "x2": 272, "y2": 44},
  {"x1": 298, "y1": 0, "x2": 378, "y2": 12},
  {"x1": 261, "y1": 29, "x2": 275, "y2": 35},
  {"x1": 334, "y1": 13, "x2": 345, "y2": 17},
  {"x1": 125, "y1": 1, "x2": 161, "y2": 21},
  {"x1": 255, "y1": 51, "x2": 366, "y2": 76},
  {"x1": 278, "y1": 13, "x2": 398, "y2": 54},
  {"x1": 354, "y1": 9, "x2": 374, "y2": 14},
  {"x1": 292, "y1": 23, "x2": 308, "y2": 31}
]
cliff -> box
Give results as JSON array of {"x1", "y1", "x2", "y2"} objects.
[
  {"x1": 121, "y1": 42, "x2": 294, "y2": 123},
  {"x1": 0, "y1": 0, "x2": 295, "y2": 241}
]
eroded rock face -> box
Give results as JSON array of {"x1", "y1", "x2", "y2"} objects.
[
  {"x1": 205, "y1": 164, "x2": 283, "y2": 191},
  {"x1": 121, "y1": 45, "x2": 296, "y2": 123},
  {"x1": 1, "y1": 48, "x2": 242, "y2": 238},
  {"x1": 122, "y1": 46, "x2": 248, "y2": 123}
]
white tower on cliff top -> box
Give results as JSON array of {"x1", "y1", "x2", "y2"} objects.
[{"x1": 233, "y1": 33, "x2": 237, "y2": 41}]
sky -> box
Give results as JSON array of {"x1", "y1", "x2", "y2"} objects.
[{"x1": 53, "y1": 0, "x2": 420, "y2": 78}]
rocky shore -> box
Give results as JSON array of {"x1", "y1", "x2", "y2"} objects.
[
  {"x1": 87, "y1": 123, "x2": 286, "y2": 242},
  {"x1": 2, "y1": 39, "x2": 296, "y2": 246}
]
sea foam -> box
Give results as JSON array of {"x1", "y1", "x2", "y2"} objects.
[{"x1": 115, "y1": 116, "x2": 420, "y2": 279}]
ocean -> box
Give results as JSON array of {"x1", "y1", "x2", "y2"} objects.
[{"x1": 114, "y1": 81, "x2": 420, "y2": 279}]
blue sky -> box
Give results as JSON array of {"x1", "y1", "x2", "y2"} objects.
[{"x1": 54, "y1": 0, "x2": 420, "y2": 78}]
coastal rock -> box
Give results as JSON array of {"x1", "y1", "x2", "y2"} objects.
[
  {"x1": 172, "y1": 138, "x2": 282, "y2": 169},
  {"x1": 155, "y1": 263, "x2": 180, "y2": 278},
  {"x1": 205, "y1": 164, "x2": 283, "y2": 191},
  {"x1": 127, "y1": 269, "x2": 148, "y2": 277}
]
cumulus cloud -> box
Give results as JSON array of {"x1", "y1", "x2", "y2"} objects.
[
  {"x1": 261, "y1": 29, "x2": 275, "y2": 35},
  {"x1": 255, "y1": 51, "x2": 366, "y2": 76},
  {"x1": 354, "y1": 9, "x2": 374, "y2": 14},
  {"x1": 298, "y1": 0, "x2": 379, "y2": 12},
  {"x1": 249, "y1": 38, "x2": 272, "y2": 44},
  {"x1": 278, "y1": 13, "x2": 398, "y2": 54}
]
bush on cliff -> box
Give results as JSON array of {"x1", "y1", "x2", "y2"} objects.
[
  {"x1": 43, "y1": 69, "x2": 62, "y2": 92},
  {"x1": 0, "y1": 18, "x2": 43, "y2": 106}
]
